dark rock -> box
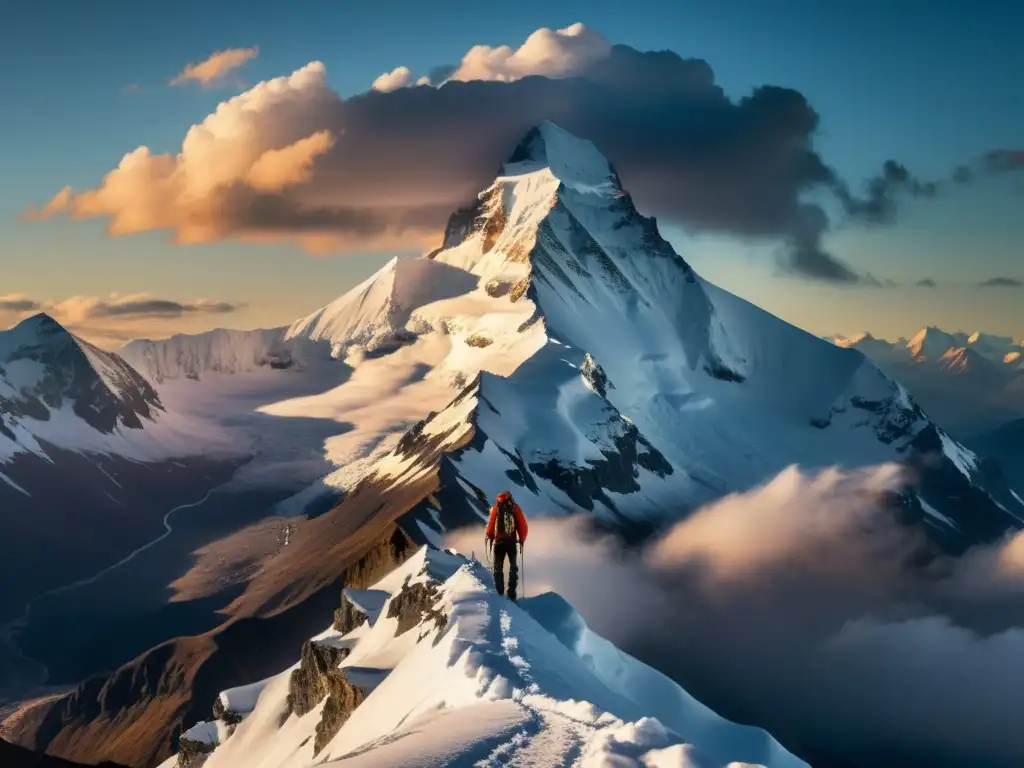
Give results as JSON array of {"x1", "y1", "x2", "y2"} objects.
[
  {"x1": 332, "y1": 592, "x2": 368, "y2": 635},
  {"x1": 287, "y1": 640, "x2": 352, "y2": 718},
  {"x1": 530, "y1": 420, "x2": 673, "y2": 512},
  {"x1": 704, "y1": 363, "x2": 746, "y2": 383},
  {"x1": 313, "y1": 670, "x2": 366, "y2": 755},
  {"x1": 386, "y1": 580, "x2": 447, "y2": 637},
  {"x1": 176, "y1": 737, "x2": 214, "y2": 768},
  {"x1": 211, "y1": 697, "x2": 243, "y2": 727},
  {"x1": 465, "y1": 334, "x2": 493, "y2": 348},
  {"x1": 580, "y1": 354, "x2": 613, "y2": 398}
]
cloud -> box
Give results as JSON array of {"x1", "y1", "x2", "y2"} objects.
[
  {"x1": 448, "y1": 464, "x2": 1024, "y2": 768},
  {"x1": 25, "y1": 24, "x2": 956, "y2": 282},
  {"x1": 0, "y1": 294, "x2": 42, "y2": 312},
  {"x1": 246, "y1": 130, "x2": 336, "y2": 192},
  {"x1": 982, "y1": 149, "x2": 1024, "y2": 174},
  {"x1": 838, "y1": 159, "x2": 940, "y2": 226},
  {"x1": 372, "y1": 66, "x2": 414, "y2": 93},
  {"x1": 49, "y1": 293, "x2": 244, "y2": 323},
  {"x1": 916, "y1": 277, "x2": 938, "y2": 287},
  {"x1": 980, "y1": 277, "x2": 1023, "y2": 288},
  {"x1": 171, "y1": 46, "x2": 259, "y2": 87},
  {"x1": 448, "y1": 22, "x2": 611, "y2": 83},
  {"x1": 20, "y1": 185, "x2": 72, "y2": 221}
]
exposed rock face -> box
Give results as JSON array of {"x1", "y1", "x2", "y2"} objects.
[
  {"x1": 387, "y1": 580, "x2": 448, "y2": 638},
  {"x1": 286, "y1": 641, "x2": 351, "y2": 718},
  {"x1": 529, "y1": 420, "x2": 673, "y2": 514},
  {"x1": 176, "y1": 737, "x2": 214, "y2": 768},
  {"x1": 312, "y1": 670, "x2": 366, "y2": 755},
  {"x1": 332, "y1": 593, "x2": 368, "y2": 635},
  {"x1": 580, "y1": 353, "x2": 612, "y2": 398},
  {"x1": 210, "y1": 697, "x2": 242, "y2": 728}
]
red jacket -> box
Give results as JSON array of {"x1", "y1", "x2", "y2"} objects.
[{"x1": 486, "y1": 502, "x2": 528, "y2": 542}]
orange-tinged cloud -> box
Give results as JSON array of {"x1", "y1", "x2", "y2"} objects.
[
  {"x1": 171, "y1": 46, "x2": 259, "y2": 87},
  {"x1": 371, "y1": 66, "x2": 413, "y2": 92},
  {"x1": 20, "y1": 185, "x2": 73, "y2": 221},
  {"x1": 246, "y1": 130, "x2": 335, "y2": 192}
]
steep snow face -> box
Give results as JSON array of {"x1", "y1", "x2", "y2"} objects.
[
  {"x1": 175, "y1": 546, "x2": 806, "y2": 768},
  {"x1": 120, "y1": 327, "x2": 293, "y2": 383},
  {"x1": 284, "y1": 257, "x2": 482, "y2": 359}
]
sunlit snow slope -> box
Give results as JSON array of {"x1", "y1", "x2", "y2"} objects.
[{"x1": 161, "y1": 546, "x2": 806, "y2": 768}]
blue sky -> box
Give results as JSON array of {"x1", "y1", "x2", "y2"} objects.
[{"x1": 1, "y1": 0, "x2": 1021, "y2": 346}]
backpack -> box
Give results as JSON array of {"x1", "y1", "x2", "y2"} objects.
[{"x1": 495, "y1": 497, "x2": 517, "y2": 540}]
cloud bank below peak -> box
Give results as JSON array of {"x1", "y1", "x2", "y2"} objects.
[{"x1": 22, "y1": 23, "x2": 1022, "y2": 284}]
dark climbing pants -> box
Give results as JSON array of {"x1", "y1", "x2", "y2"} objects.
[{"x1": 492, "y1": 539, "x2": 519, "y2": 600}]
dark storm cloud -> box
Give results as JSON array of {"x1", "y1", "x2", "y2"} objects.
[
  {"x1": 88, "y1": 297, "x2": 245, "y2": 318},
  {"x1": 916, "y1": 277, "x2": 938, "y2": 287},
  {"x1": 838, "y1": 159, "x2": 940, "y2": 225},
  {"x1": 979, "y1": 277, "x2": 1024, "y2": 288},
  {"x1": 0, "y1": 296, "x2": 42, "y2": 312}
]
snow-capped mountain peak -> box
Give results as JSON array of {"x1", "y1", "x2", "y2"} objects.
[
  {"x1": 0, "y1": 313, "x2": 163, "y2": 440},
  {"x1": 907, "y1": 325, "x2": 969, "y2": 361},
  {"x1": 503, "y1": 119, "x2": 618, "y2": 192}
]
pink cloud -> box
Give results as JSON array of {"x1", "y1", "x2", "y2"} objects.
[{"x1": 171, "y1": 46, "x2": 259, "y2": 88}]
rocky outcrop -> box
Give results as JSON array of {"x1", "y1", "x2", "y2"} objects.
[
  {"x1": 580, "y1": 353, "x2": 612, "y2": 398},
  {"x1": 176, "y1": 737, "x2": 214, "y2": 768},
  {"x1": 529, "y1": 420, "x2": 673, "y2": 514},
  {"x1": 387, "y1": 580, "x2": 447, "y2": 638},
  {"x1": 286, "y1": 641, "x2": 351, "y2": 718},
  {"x1": 312, "y1": 670, "x2": 367, "y2": 755},
  {"x1": 210, "y1": 697, "x2": 242, "y2": 731},
  {"x1": 332, "y1": 592, "x2": 368, "y2": 635}
]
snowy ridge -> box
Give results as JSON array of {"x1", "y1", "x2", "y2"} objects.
[
  {"x1": 833, "y1": 325, "x2": 1024, "y2": 369},
  {"x1": 165, "y1": 546, "x2": 806, "y2": 768},
  {"x1": 120, "y1": 327, "x2": 292, "y2": 383}
]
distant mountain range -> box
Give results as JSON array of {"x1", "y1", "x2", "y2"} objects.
[{"x1": 828, "y1": 327, "x2": 1024, "y2": 438}]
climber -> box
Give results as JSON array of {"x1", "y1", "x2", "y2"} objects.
[{"x1": 485, "y1": 490, "x2": 528, "y2": 600}]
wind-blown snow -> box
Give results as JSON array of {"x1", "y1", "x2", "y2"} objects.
[{"x1": 181, "y1": 547, "x2": 805, "y2": 768}]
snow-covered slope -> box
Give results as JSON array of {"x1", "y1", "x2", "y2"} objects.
[
  {"x1": 120, "y1": 327, "x2": 294, "y2": 383},
  {"x1": 162, "y1": 546, "x2": 806, "y2": 768},
  {"x1": 0, "y1": 314, "x2": 222, "y2": 466}
]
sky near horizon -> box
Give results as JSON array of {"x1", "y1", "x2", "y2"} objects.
[{"x1": 1, "y1": 0, "x2": 1021, "y2": 348}]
